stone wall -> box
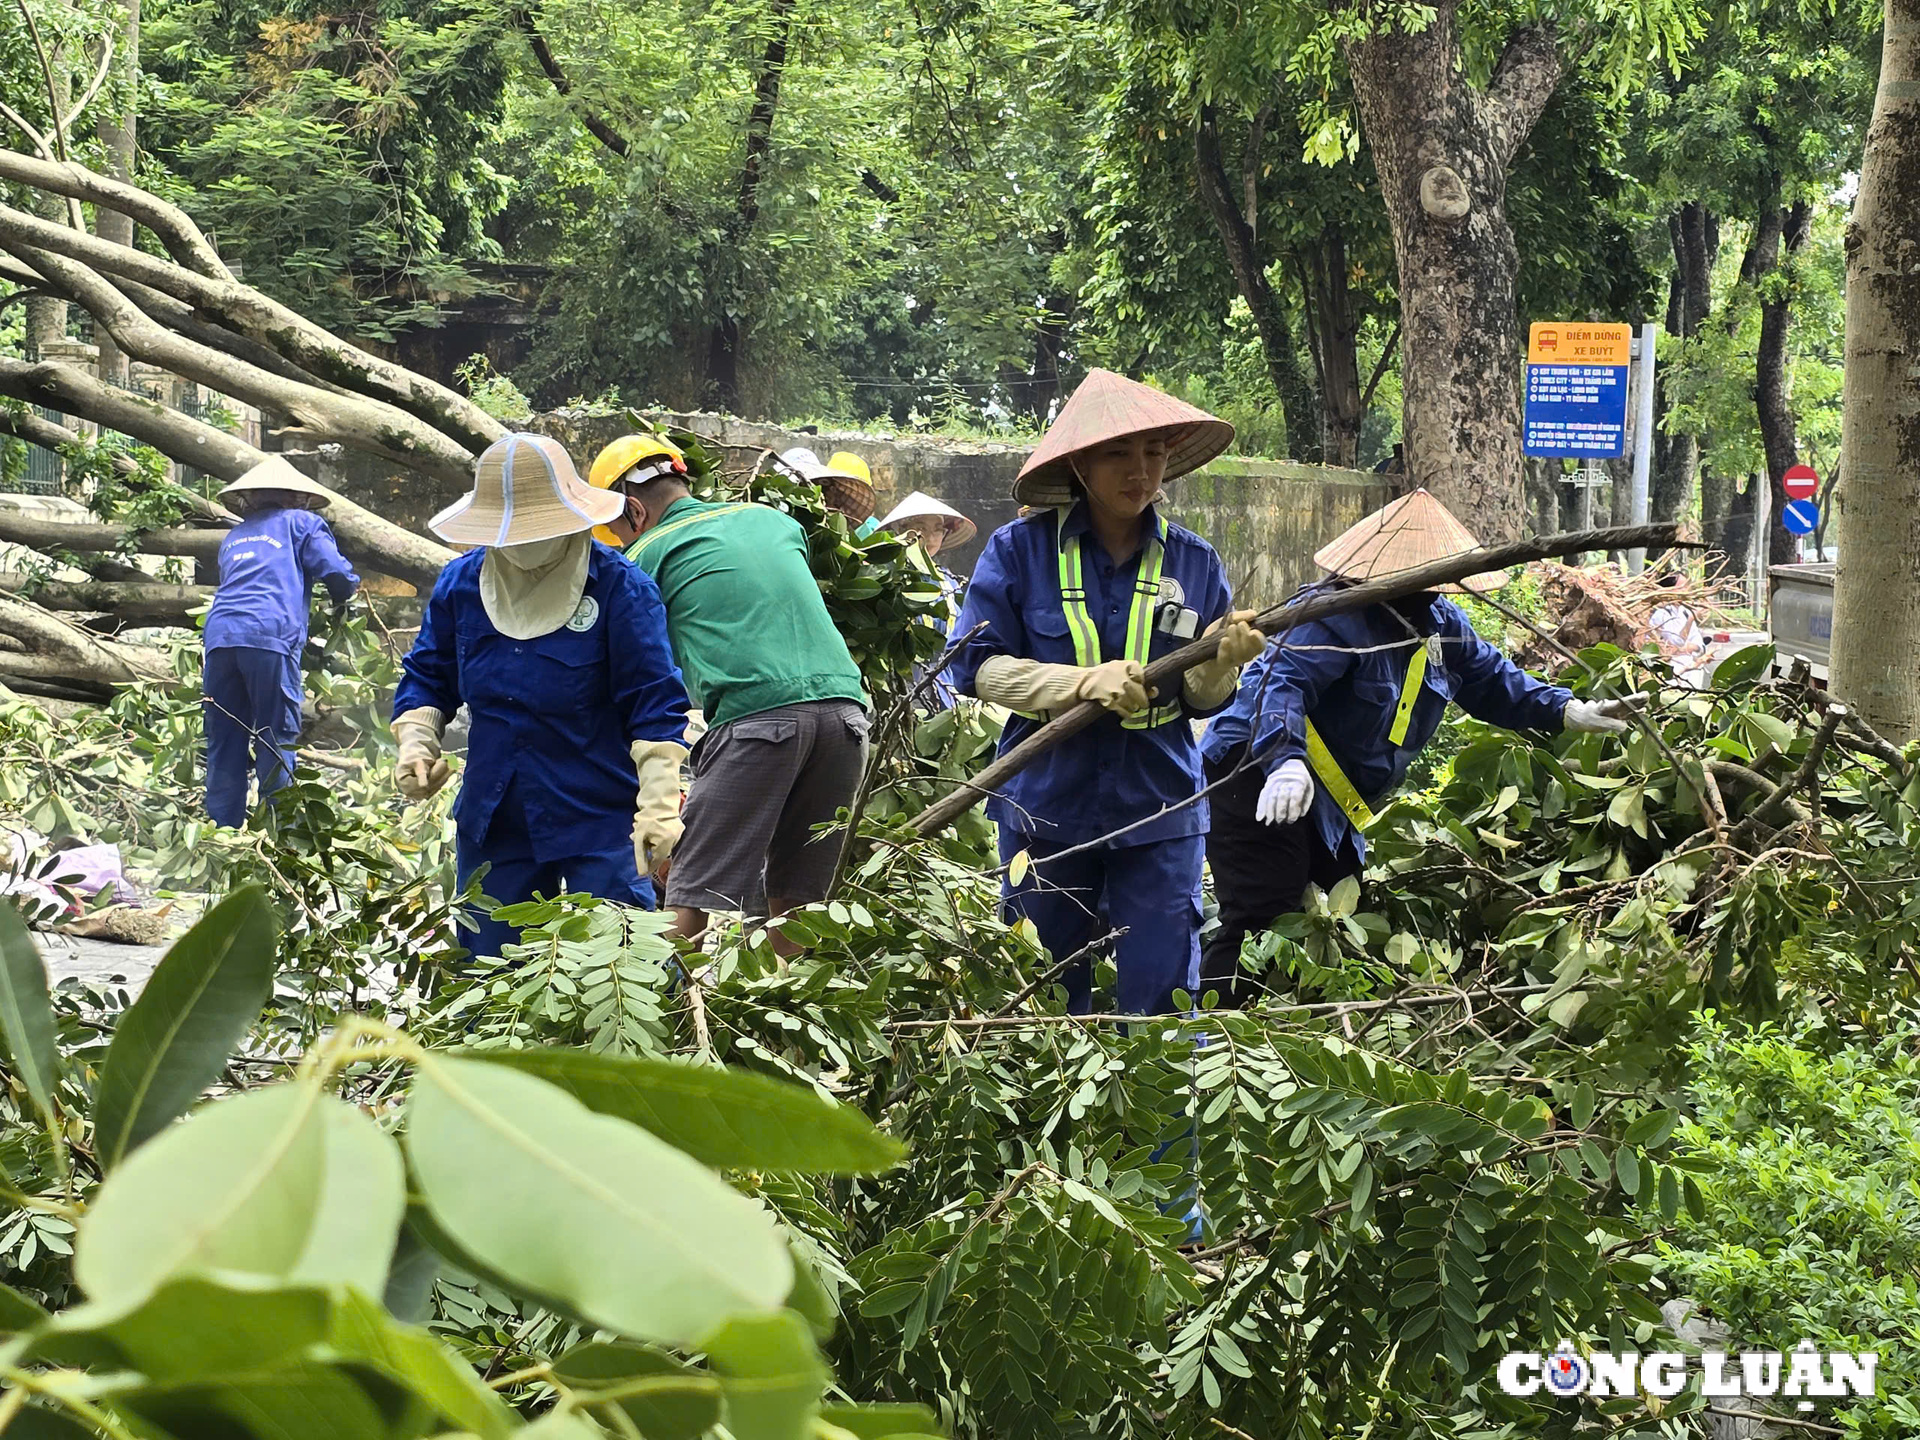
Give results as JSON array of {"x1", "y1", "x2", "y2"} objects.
[{"x1": 328, "y1": 408, "x2": 1396, "y2": 602}]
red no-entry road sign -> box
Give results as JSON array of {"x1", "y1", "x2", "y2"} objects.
[{"x1": 1783, "y1": 463, "x2": 1819, "y2": 501}]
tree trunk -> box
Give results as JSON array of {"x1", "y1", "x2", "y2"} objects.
[
  {"x1": 1700, "y1": 466, "x2": 1735, "y2": 579},
  {"x1": 1831, "y1": 0, "x2": 1920, "y2": 739},
  {"x1": 0, "y1": 356, "x2": 455, "y2": 589},
  {"x1": 1652, "y1": 201, "x2": 1718, "y2": 524},
  {"x1": 92, "y1": 0, "x2": 139, "y2": 390},
  {"x1": 1345, "y1": 8, "x2": 1561, "y2": 541},
  {"x1": 704, "y1": 0, "x2": 797, "y2": 413},
  {"x1": 1295, "y1": 227, "x2": 1364, "y2": 467},
  {"x1": 1193, "y1": 106, "x2": 1321, "y2": 460},
  {"x1": 1756, "y1": 200, "x2": 1812, "y2": 566},
  {"x1": 0, "y1": 575, "x2": 210, "y2": 628}
]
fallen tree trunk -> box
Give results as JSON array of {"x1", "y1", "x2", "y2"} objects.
[
  {"x1": 911, "y1": 522, "x2": 1682, "y2": 837},
  {"x1": 0, "y1": 591, "x2": 171, "y2": 689},
  {"x1": 0, "y1": 148, "x2": 234, "y2": 280},
  {"x1": 0, "y1": 194, "x2": 504, "y2": 453},
  {"x1": 0, "y1": 356, "x2": 456, "y2": 589},
  {"x1": 3, "y1": 240, "x2": 478, "y2": 488},
  {"x1": 0, "y1": 574, "x2": 211, "y2": 627},
  {"x1": 0, "y1": 389, "x2": 235, "y2": 526},
  {"x1": 0, "y1": 508, "x2": 223, "y2": 563}
]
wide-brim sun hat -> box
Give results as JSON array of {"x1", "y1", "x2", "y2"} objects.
[
  {"x1": 777, "y1": 446, "x2": 876, "y2": 524},
  {"x1": 1313, "y1": 488, "x2": 1510, "y2": 595},
  {"x1": 878, "y1": 490, "x2": 977, "y2": 549},
  {"x1": 430, "y1": 432, "x2": 622, "y2": 547},
  {"x1": 216, "y1": 455, "x2": 337, "y2": 510},
  {"x1": 1013, "y1": 368, "x2": 1234, "y2": 509}
]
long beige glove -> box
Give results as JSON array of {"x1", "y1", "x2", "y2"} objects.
[
  {"x1": 1183, "y1": 609, "x2": 1267, "y2": 708},
  {"x1": 975, "y1": 656, "x2": 1151, "y2": 717},
  {"x1": 393, "y1": 707, "x2": 450, "y2": 800},
  {"x1": 632, "y1": 740, "x2": 688, "y2": 871}
]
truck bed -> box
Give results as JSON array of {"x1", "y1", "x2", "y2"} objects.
[{"x1": 1768, "y1": 562, "x2": 1835, "y2": 681}]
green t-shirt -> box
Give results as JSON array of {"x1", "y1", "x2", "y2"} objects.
[{"x1": 624, "y1": 496, "x2": 867, "y2": 726}]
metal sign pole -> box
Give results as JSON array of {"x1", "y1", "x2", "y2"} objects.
[{"x1": 1627, "y1": 323, "x2": 1657, "y2": 573}]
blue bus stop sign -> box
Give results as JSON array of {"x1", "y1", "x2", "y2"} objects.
[{"x1": 1782, "y1": 499, "x2": 1819, "y2": 536}]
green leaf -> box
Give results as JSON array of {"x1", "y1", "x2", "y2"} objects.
[
  {"x1": 76, "y1": 1081, "x2": 328, "y2": 1308},
  {"x1": 27, "y1": 1274, "x2": 332, "y2": 1378},
  {"x1": 115, "y1": 1356, "x2": 399, "y2": 1440},
  {"x1": 1709, "y1": 642, "x2": 1772, "y2": 688},
  {"x1": 1326, "y1": 874, "x2": 1361, "y2": 918},
  {"x1": 1615, "y1": 1145, "x2": 1641, "y2": 1198},
  {"x1": 1623, "y1": 1109, "x2": 1679, "y2": 1150},
  {"x1": 1658, "y1": 1167, "x2": 1680, "y2": 1224},
  {"x1": 326, "y1": 1287, "x2": 518, "y2": 1439},
  {"x1": 552, "y1": 1340, "x2": 724, "y2": 1440},
  {"x1": 1683, "y1": 1175, "x2": 1707, "y2": 1221},
  {"x1": 0, "y1": 902, "x2": 60, "y2": 1133},
  {"x1": 0, "y1": 1278, "x2": 48, "y2": 1335},
  {"x1": 405, "y1": 1055, "x2": 792, "y2": 1347},
  {"x1": 1570, "y1": 1082, "x2": 1596, "y2": 1132},
  {"x1": 92, "y1": 884, "x2": 280, "y2": 1169},
  {"x1": 819, "y1": 1402, "x2": 945, "y2": 1439},
  {"x1": 382, "y1": 1216, "x2": 442, "y2": 1324},
  {"x1": 470, "y1": 1048, "x2": 904, "y2": 1175},
  {"x1": 288, "y1": 1100, "x2": 406, "y2": 1296},
  {"x1": 704, "y1": 1310, "x2": 827, "y2": 1440}
]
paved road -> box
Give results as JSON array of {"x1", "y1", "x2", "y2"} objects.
[{"x1": 38, "y1": 934, "x2": 166, "y2": 994}]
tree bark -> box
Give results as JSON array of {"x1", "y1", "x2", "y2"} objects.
[
  {"x1": 1294, "y1": 227, "x2": 1364, "y2": 467},
  {"x1": 1652, "y1": 201, "x2": 1717, "y2": 524},
  {"x1": 0, "y1": 148, "x2": 231, "y2": 282},
  {"x1": 1756, "y1": 199, "x2": 1811, "y2": 567},
  {"x1": 0, "y1": 193, "x2": 503, "y2": 452},
  {"x1": 514, "y1": 5, "x2": 630, "y2": 159},
  {"x1": 0, "y1": 574, "x2": 210, "y2": 627},
  {"x1": 704, "y1": 0, "x2": 797, "y2": 412},
  {"x1": 0, "y1": 356, "x2": 455, "y2": 589},
  {"x1": 0, "y1": 508, "x2": 224, "y2": 563},
  {"x1": 91, "y1": 0, "x2": 139, "y2": 390},
  {"x1": 0, "y1": 402, "x2": 233, "y2": 524},
  {"x1": 1193, "y1": 106, "x2": 1321, "y2": 460},
  {"x1": 0, "y1": 592, "x2": 169, "y2": 687},
  {"x1": 1345, "y1": 9, "x2": 1560, "y2": 541},
  {"x1": 1832, "y1": 0, "x2": 1920, "y2": 739},
  {"x1": 2, "y1": 239, "x2": 477, "y2": 488}
]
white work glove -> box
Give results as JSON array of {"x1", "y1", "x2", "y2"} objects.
[
  {"x1": 1563, "y1": 697, "x2": 1635, "y2": 735},
  {"x1": 1075, "y1": 659, "x2": 1151, "y2": 716},
  {"x1": 393, "y1": 706, "x2": 450, "y2": 801},
  {"x1": 1184, "y1": 609, "x2": 1267, "y2": 707},
  {"x1": 632, "y1": 739, "x2": 688, "y2": 872},
  {"x1": 1256, "y1": 758, "x2": 1315, "y2": 826}
]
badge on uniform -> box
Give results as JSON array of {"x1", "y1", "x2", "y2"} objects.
[
  {"x1": 566, "y1": 596, "x2": 600, "y2": 632},
  {"x1": 1155, "y1": 576, "x2": 1199, "y2": 639}
]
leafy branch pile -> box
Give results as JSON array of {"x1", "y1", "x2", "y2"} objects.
[{"x1": 2, "y1": 609, "x2": 1919, "y2": 1435}]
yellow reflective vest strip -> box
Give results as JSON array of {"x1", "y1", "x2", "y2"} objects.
[
  {"x1": 1302, "y1": 640, "x2": 1431, "y2": 830},
  {"x1": 625, "y1": 503, "x2": 750, "y2": 567},
  {"x1": 1008, "y1": 510, "x2": 1181, "y2": 728}
]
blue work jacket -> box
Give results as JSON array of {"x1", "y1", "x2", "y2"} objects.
[
  {"x1": 950, "y1": 502, "x2": 1233, "y2": 847},
  {"x1": 203, "y1": 507, "x2": 358, "y2": 657},
  {"x1": 393, "y1": 544, "x2": 690, "y2": 860},
  {"x1": 1199, "y1": 585, "x2": 1572, "y2": 864}
]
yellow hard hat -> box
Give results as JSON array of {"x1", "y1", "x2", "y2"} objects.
[{"x1": 587, "y1": 434, "x2": 688, "y2": 545}]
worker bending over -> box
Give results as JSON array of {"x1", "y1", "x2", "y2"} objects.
[
  {"x1": 392, "y1": 434, "x2": 690, "y2": 957},
  {"x1": 1198, "y1": 489, "x2": 1633, "y2": 1003},
  {"x1": 950, "y1": 370, "x2": 1264, "y2": 1016},
  {"x1": 202, "y1": 457, "x2": 359, "y2": 828},
  {"x1": 588, "y1": 433, "x2": 870, "y2": 944}
]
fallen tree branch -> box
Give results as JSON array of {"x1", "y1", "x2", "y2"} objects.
[
  {"x1": 1732, "y1": 705, "x2": 1845, "y2": 848},
  {"x1": 0, "y1": 574, "x2": 210, "y2": 627},
  {"x1": 0, "y1": 356, "x2": 456, "y2": 589},
  {"x1": 910, "y1": 523, "x2": 1681, "y2": 836},
  {"x1": 0, "y1": 392, "x2": 234, "y2": 526},
  {"x1": 0, "y1": 195, "x2": 503, "y2": 453},
  {"x1": 0, "y1": 508, "x2": 223, "y2": 564},
  {"x1": 0, "y1": 591, "x2": 170, "y2": 690},
  {"x1": 0, "y1": 148, "x2": 231, "y2": 279},
  {"x1": 2, "y1": 239, "x2": 477, "y2": 488}
]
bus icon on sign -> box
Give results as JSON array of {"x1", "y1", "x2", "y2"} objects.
[{"x1": 1536, "y1": 329, "x2": 1559, "y2": 354}]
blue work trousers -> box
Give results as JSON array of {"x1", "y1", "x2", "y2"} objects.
[
  {"x1": 999, "y1": 828, "x2": 1204, "y2": 1016},
  {"x1": 455, "y1": 782, "x2": 654, "y2": 958},
  {"x1": 203, "y1": 645, "x2": 302, "y2": 829}
]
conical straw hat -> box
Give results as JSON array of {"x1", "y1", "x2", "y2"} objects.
[
  {"x1": 878, "y1": 491, "x2": 977, "y2": 549},
  {"x1": 430, "y1": 433, "x2": 622, "y2": 547},
  {"x1": 216, "y1": 455, "x2": 336, "y2": 510},
  {"x1": 1313, "y1": 489, "x2": 1510, "y2": 595},
  {"x1": 776, "y1": 447, "x2": 876, "y2": 524},
  {"x1": 1014, "y1": 369, "x2": 1234, "y2": 508}
]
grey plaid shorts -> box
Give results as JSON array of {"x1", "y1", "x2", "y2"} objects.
[{"x1": 665, "y1": 699, "x2": 870, "y2": 915}]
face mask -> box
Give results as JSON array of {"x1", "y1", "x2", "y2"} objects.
[
  {"x1": 495, "y1": 534, "x2": 573, "y2": 571},
  {"x1": 1390, "y1": 591, "x2": 1440, "y2": 623}
]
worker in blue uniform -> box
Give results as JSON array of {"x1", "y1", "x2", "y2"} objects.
[
  {"x1": 878, "y1": 490, "x2": 977, "y2": 709},
  {"x1": 201, "y1": 457, "x2": 359, "y2": 828},
  {"x1": 950, "y1": 369, "x2": 1266, "y2": 1016},
  {"x1": 1198, "y1": 489, "x2": 1635, "y2": 1003},
  {"x1": 391, "y1": 433, "x2": 691, "y2": 958}
]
